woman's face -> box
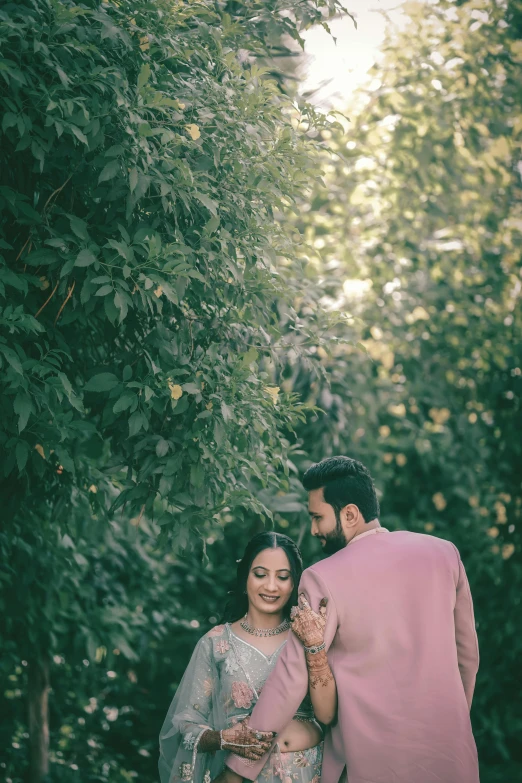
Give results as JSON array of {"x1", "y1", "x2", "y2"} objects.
[{"x1": 246, "y1": 547, "x2": 294, "y2": 617}]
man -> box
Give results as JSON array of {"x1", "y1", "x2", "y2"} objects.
[{"x1": 223, "y1": 456, "x2": 480, "y2": 783}]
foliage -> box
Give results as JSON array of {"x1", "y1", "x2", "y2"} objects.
[
  {"x1": 0, "y1": 515, "x2": 230, "y2": 782},
  {"x1": 0, "y1": 0, "x2": 346, "y2": 780},
  {"x1": 3, "y1": 0, "x2": 521, "y2": 782},
  {"x1": 278, "y1": 0, "x2": 522, "y2": 772},
  {"x1": 0, "y1": 0, "x2": 343, "y2": 542}
]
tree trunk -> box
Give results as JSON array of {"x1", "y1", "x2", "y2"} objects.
[{"x1": 27, "y1": 656, "x2": 50, "y2": 783}]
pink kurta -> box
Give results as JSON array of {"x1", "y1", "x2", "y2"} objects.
[{"x1": 227, "y1": 529, "x2": 479, "y2": 783}]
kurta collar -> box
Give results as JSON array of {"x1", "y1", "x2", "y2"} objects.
[{"x1": 348, "y1": 527, "x2": 389, "y2": 546}]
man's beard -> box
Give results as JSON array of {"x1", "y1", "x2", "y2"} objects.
[{"x1": 322, "y1": 512, "x2": 347, "y2": 555}]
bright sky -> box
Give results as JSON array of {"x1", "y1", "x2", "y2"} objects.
[{"x1": 299, "y1": 0, "x2": 409, "y2": 108}]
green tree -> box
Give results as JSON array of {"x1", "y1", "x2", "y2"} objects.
[
  {"x1": 269, "y1": 0, "x2": 522, "y2": 777},
  {"x1": 1, "y1": 512, "x2": 229, "y2": 783},
  {"x1": 0, "y1": 0, "x2": 346, "y2": 779}
]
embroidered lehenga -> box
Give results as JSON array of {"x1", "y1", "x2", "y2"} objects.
[{"x1": 159, "y1": 624, "x2": 323, "y2": 783}]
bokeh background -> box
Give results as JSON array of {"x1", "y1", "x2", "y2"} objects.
[{"x1": 1, "y1": 0, "x2": 521, "y2": 781}]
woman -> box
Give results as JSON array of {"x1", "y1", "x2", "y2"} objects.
[{"x1": 159, "y1": 532, "x2": 335, "y2": 783}]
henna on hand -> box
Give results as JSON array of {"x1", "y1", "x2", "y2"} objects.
[
  {"x1": 199, "y1": 729, "x2": 221, "y2": 753},
  {"x1": 305, "y1": 649, "x2": 334, "y2": 689},
  {"x1": 290, "y1": 594, "x2": 328, "y2": 648},
  {"x1": 220, "y1": 719, "x2": 274, "y2": 760}
]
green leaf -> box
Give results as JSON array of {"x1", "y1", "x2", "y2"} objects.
[
  {"x1": 75, "y1": 249, "x2": 97, "y2": 267},
  {"x1": 129, "y1": 168, "x2": 138, "y2": 193},
  {"x1": 190, "y1": 463, "x2": 204, "y2": 487},
  {"x1": 68, "y1": 215, "x2": 90, "y2": 240},
  {"x1": 98, "y1": 159, "x2": 120, "y2": 184},
  {"x1": 241, "y1": 347, "x2": 259, "y2": 365},
  {"x1": 25, "y1": 249, "x2": 56, "y2": 266},
  {"x1": 13, "y1": 393, "x2": 32, "y2": 432},
  {"x1": 128, "y1": 411, "x2": 145, "y2": 437},
  {"x1": 2, "y1": 112, "x2": 18, "y2": 132},
  {"x1": 1, "y1": 346, "x2": 23, "y2": 374},
  {"x1": 194, "y1": 192, "x2": 218, "y2": 216},
  {"x1": 113, "y1": 393, "x2": 135, "y2": 413},
  {"x1": 114, "y1": 291, "x2": 129, "y2": 322},
  {"x1": 95, "y1": 284, "x2": 113, "y2": 296},
  {"x1": 70, "y1": 125, "x2": 88, "y2": 145},
  {"x1": 205, "y1": 215, "x2": 220, "y2": 233},
  {"x1": 182, "y1": 382, "x2": 200, "y2": 394},
  {"x1": 221, "y1": 401, "x2": 233, "y2": 421},
  {"x1": 15, "y1": 441, "x2": 29, "y2": 472},
  {"x1": 84, "y1": 373, "x2": 119, "y2": 392},
  {"x1": 137, "y1": 63, "x2": 151, "y2": 91},
  {"x1": 156, "y1": 438, "x2": 169, "y2": 457}
]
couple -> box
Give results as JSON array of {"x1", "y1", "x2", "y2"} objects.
[{"x1": 159, "y1": 457, "x2": 480, "y2": 783}]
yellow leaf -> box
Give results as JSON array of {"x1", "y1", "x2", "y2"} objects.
[
  {"x1": 264, "y1": 386, "x2": 280, "y2": 403},
  {"x1": 432, "y1": 492, "x2": 447, "y2": 511},
  {"x1": 429, "y1": 407, "x2": 451, "y2": 425},
  {"x1": 405, "y1": 305, "x2": 430, "y2": 324},
  {"x1": 168, "y1": 381, "x2": 183, "y2": 400},
  {"x1": 139, "y1": 35, "x2": 150, "y2": 51},
  {"x1": 154, "y1": 285, "x2": 163, "y2": 297},
  {"x1": 178, "y1": 102, "x2": 186, "y2": 110},
  {"x1": 89, "y1": 485, "x2": 97, "y2": 494},
  {"x1": 185, "y1": 124, "x2": 201, "y2": 141},
  {"x1": 487, "y1": 526, "x2": 499, "y2": 539},
  {"x1": 502, "y1": 543, "x2": 515, "y2": 560},
  {"x1": 388, "y1": 403, "x2": 406, "y2": 417},
  {"x1": 424, "y1": 522, "x2": 435, "y2": 532},
  {"x1": 35, "y1": 444, "x2": 45, "y2": 459}
]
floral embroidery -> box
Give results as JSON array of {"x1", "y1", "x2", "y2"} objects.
[
  {"x1": 204, "y1": 772, "x2": 211, "y2": 783},
  {"x1": 231, "y1": 680, "x2": 254, "y2": 709},
  {"x1": 294, "y1": 752, "x2": 309, "y2": 768},
  {"x1": 215, "y1": 638, "x2": 230, "y2": 655},
  {"x1": 310, "y1": 776, "x2": 320, "y2": 783},
  {"x1": 179, "y1": 763, "x2": 192, "y2": 781},
  {"x1": 183, "y1": 732, "x2": 196, "y2": 751},
  {"x1": 203, "y1": 678, "x2": 214, "y2": 697},
  {"x1": 207, "y1": 625, "x2": 225, "y2": 637},
  {"x1": 225, "y1": 652, "x2": 240, "y2": 675}
]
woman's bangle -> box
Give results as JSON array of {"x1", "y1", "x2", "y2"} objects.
[{"x1": 304, "y1": 642, "x2": 326, "y2": 654}]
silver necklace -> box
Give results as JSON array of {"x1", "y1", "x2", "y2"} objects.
[{"x1": 240, "y1": 614, "x2": 290, "y2": 637}]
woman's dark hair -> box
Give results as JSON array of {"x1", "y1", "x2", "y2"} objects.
[
  {"x1": 223, "y1": 532, "x2": 303, "y2": 623},
  {"x1": 302, "y1": 456, "x2": 380, "y2": 523}
]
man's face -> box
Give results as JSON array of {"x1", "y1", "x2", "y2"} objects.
[{"x1": 308, "y1": 488, "x2": 347, "y2": 555}]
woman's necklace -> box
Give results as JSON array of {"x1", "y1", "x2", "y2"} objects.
[{"x1": 240, "y1": 614, "x2": 290, "y2": 637}]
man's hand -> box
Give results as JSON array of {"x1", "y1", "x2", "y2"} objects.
[
  {"x1": 220, "y1": 719, "x2": 274, "y2": 760},
  {"x1": 212, "y1": 768, "x2": 242, "y2": 783},
  {"x1": 290, "y1": 593, "x2": 327, "y2": 648}
]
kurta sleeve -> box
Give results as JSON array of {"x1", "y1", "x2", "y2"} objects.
[
  {"x1": 452, "y1": 545, "x2": 479, "y2": 710},
  {"x1": 226, "y1": 566, "x2": 338, "y2": 780}
]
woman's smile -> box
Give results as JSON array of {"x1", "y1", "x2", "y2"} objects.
[{"x1": 259, "y1": 594, "x2": 280, "y2": 603}]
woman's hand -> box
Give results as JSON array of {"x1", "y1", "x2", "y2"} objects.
[
  {"x1": 220, "y1": 719, "x2": 274, "y2": 760},
  {"x1": 290, "y1": 593, "x2": 328, "y2": 648}
]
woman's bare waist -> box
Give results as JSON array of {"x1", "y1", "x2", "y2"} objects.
[{"x1": 277, "y1": 718, "x2": 323, "y2": 752}]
